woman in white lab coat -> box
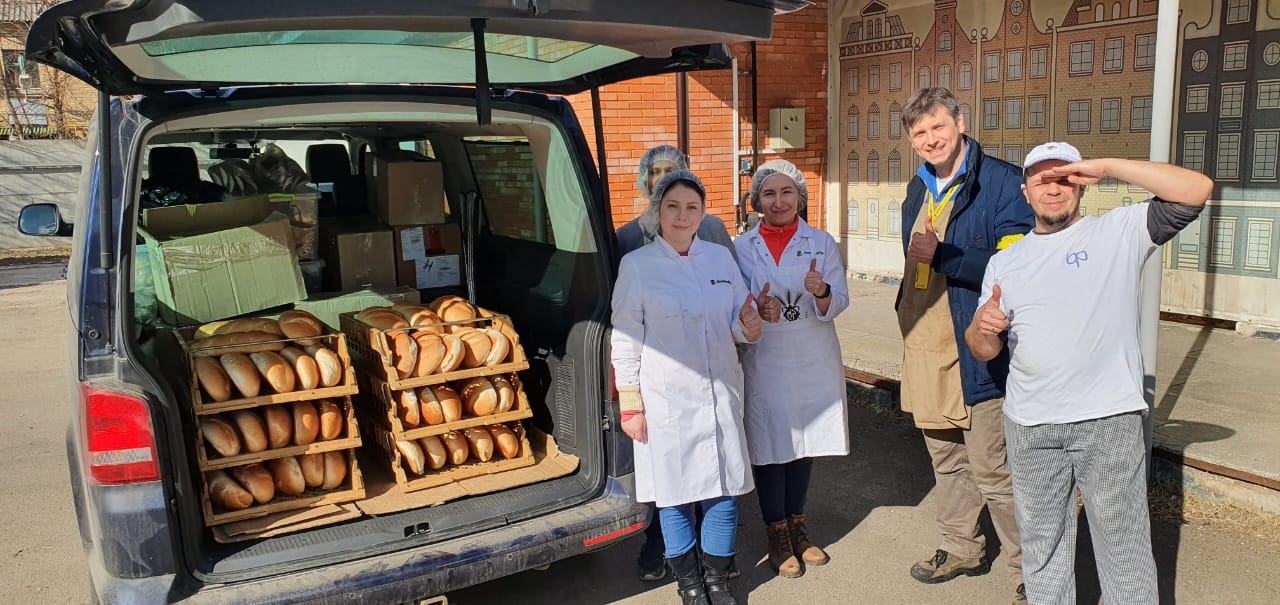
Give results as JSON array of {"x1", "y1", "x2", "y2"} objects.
[
  {"x1": 611, "y1": 170, "x2": 762, "y2": 605},
  {"x1": 734, "y1": 160, "x2": 850, "y2": 579}
]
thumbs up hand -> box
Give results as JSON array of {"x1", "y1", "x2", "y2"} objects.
[
  {"x1": 739, "y1": 292, "x2": 763, "y2": 341},
  {"x1": 976, "y1": 284, "x2": 1009, "y2": 336},
  {"x1": 804, "y1": 258, "x2": 828, "y2": 297},
  {"x1": 908, "y1": 216, "x2": 941, "y2": 264},
  {"x1": 757, "y1": 282, "x2": 782, "y2": 323}
]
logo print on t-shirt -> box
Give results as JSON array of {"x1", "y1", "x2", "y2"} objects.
[{"x1": 1066, "y1": 250, "x2": 1089, "y2": 267}]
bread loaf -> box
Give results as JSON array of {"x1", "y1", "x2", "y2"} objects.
[
  {"x1": 417, "y1": 386, "x2": 445, "y2": 425},
  {"x1": 478, "y1": 307, "x2": 520, "y2": 348},
  {"x1": 433, "y1": 385, "x2": 463, "y2": 423},
  {"x1": 438, "y1": 334, "x2": 464, "y2": 373},
  {"x1": 292, "y1": 401, "x2": 319, "y2": 445},
  {"x1": 398, "y1": 388, "x2": 420, "y2": 427},
  {"x1": 412, "y1": 333, "x2": 445, "y2": 377},
  {"x1": 390, "y1": 332, "x2": 418, "y2": 379},
  {"x1": 195, "y1": 318, "x2": 283, "y2": 340},
  {"x1": 278, "y1": 346, "x2": 319, "y2": 391},
  {"x1": 201, "y1": 416, "x2": 242, "y2": 457},
  {"x1": 304, "y1": 345, "x2": 343, "y2": 387},
  {"x1": 250, "y1": 351, "x2": 296, "y2": 393},
  {"x1": 208, "y1": 470, "x2": 254, "y2": 510},
  {"x1": 396, "y1": 439, "x2": 426, "y2": 475},
  {"x1": 231, "y1": 463, "x2": 275, "y2": 504},
  {"x1": 266, "y1": 456, "x2": 306, "y2": 496},
  {"x1": 459, "y1": 376, "x2": 498, "y2": 417},
  {"x1": 419, "y1": 435, "x2": 448, "y2": 470},
  {"x1": 230, "y1": 410, "x2": 268, "y2": 453},
  {"x1": 432, "y1": 296, "x2": 477, "y2": 323},
  {"x1": 457, "y1": 329, "x2": 492, "y2": 369},
  {"x1": 190, "y1": 331, "x2": 286, "y2": 355},
  {"x1": 463, "y1": 427, "x2": 494, "y2": 462},
  {"x1": 488, "y1": 424, "x2": 521, "y2": 459},
  {"x1": 298, "y1": 452, "x2": 324, "y2": 487},
  {"x1": 194, "y1": 356, "x2": 234, "y2": 402},
  {"x1": 219, "y1": 353, "x2": 261, "y2": 398},
  {"x1": 356, "y1": 307, "x2": 409, "y2": 331},
  {"x1": 262, "y1": 405, "x2": 292, "y2": 449},
  {"x1": 278, "y1": 310, "x2": 324, "y2": 347},
  {"x1": 318, "y1": 399, "x2": 343, "y2": 440},
  {"x1": 321, "y1": 450, "x2": 347, "y2": 490},
  {"x1": 440, "y1": 431, "x2": 470, "y2": 465},
  {"x1": 482, "y1": 329, "x2": 511, "y2": 366},
  {"x1": 490, "y1": 374, "x2": 516, "y2": 414},
  {"x1": 393, "y1": 303, "x2": 444, "y2": 332}
]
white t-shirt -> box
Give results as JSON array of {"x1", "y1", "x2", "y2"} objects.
[{"x1": 978, "y1": 203, "x2": 1159, "y2": 426}]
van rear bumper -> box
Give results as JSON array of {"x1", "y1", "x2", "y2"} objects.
[{"x1": 93, "y1": 475, "x2": 646, "y2": 604}]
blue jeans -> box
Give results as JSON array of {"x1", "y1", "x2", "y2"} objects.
[
  {"x1": 752, "y1": 458, "x2": 814, "y2": 525},
  {"x1": 659, "y1": 496, "x2": 739, "y2": 558}
]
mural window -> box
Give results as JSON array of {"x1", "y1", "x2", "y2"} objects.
[
  {"x1": 939, "y1": 64, "x2": 952, "y2": 90},
  {"x1": 1217, "y1": 133, "x2": 1242, "y2": 180},
  {"x1": 1220, "y1": 84, "x2": 1245, "y2": 118},
  {"x1": 1266, "y1": 43, "x2": 1280, "y2": 66},
  {"x1": 1252, "y1": 131, "x2": 1279, "y2": 181},
  {"x1": 890, "y1": 63, "x2": 902, "y2": 91},
  {"x1": 1246, "y1": 219, "x2": 1273, "y2": 270},
  {"x1": 1135, "y1": 34, "x2": 1155, "y2": 70},
  {"x1": 985, "y1": 52, "x2": 1000, "y2": 82},
  {"x1": 869, "y1": 65, "x2": 880, "y2": 92},
  {"x1": 919, "y1": 67, "x2": 930, "y2": 90},
  {"x1": 1183, "y1": 133, "x2": 1207, "y2": 172},
  {"x1": 1030, "y1": 46, "x2": 1048, "y2": 78},
  {"x1": 1227, "y1": 0, "x2": 1251, "y2": 24},
  {"x1": 847, "y1": 68, "x2": 858, "y2": 94},
  {"x1": 1068, "y1": 100, "x2": 1091, "y2": 133},
  {"x1": 1101, "y1": 98, "x2": 1121, "y2": 133},
  {"x1": 1011, "y1": 0, "x2": 1025, "y2": 16},
  {"x1": 958, "y1": 63, "x2": 973, "y2": 90},
  {"x1": 1006, "y1": 98, "x2": 1022, "y2": 129},
  {"x1": 984, "y1": 99, "x2": 1000, "y2": 129},
  {"x1": 847, "y1": 106, "x2": 859, "y2": 140},
  {"x1": 889, "y1": 103, "x2": 902, "y2": 139},
  {"x1": 1258, "y1": 81, "x2": 1280, "y2": 109},
  {"x1": 1211, "y1": 218, "x2": 1236, "y2": 267},
  {"x1": 1224, "y1": 42, "x2": 1248, "y2": 71},
  {"x1": 1070, "y1": 42, "x2": 1094, "y2": 75},
  {"x1": 1131, "y1": 96, "x2": 1153, "y2": 131},
  {"x1": 869, "y1": 104, "x2": 881, "y2": 139},
  {"x1": 959, "y1": 104, "x2": 973, "y2": 128},
  {"x1": 1028, "y1": 96, "x2": 1046, "y2": 128},
  {"x1": 868, "y1": 151, "x2": 880, "y2": 185},
  {"x1": 939, "y1": 31, "x2": 952, "y2": 51},
  {"x1": 887, "y1": 202, "x2": 901, "y2": 235},
  {"x1": 1099, "y1": 176, "x2": 1120, "y2": 191},
  {"x1": 1007, "y1": 50, "x2": 1023, "y2": 81},
  {"x1": 888, "y1": 151, "x2": 902, "y2": 184},
  {"x1": 1192, "y1": 50, "x2": 1209, "y2": 72},
  {"x1": 1004, "y1": 145, "x2": 1022, "y2": 165},
  {"x1": 847, "y1": 200, "x2": 859, "y2": 231},
  {"x1": 1186, "y1": 86, "x2": 1210, "y2": 112},
  {"x1": 1104, "y1": 38, "x2": 1124, "y2": 73},
  {"x1": 847, "y1": 150, "x2": 859, "y2": 183}
]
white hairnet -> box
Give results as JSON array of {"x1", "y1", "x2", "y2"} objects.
[
  {"x1": 649, "y1": 169, "x2": 706, "y2": 206},
  {"x1": 749, "y1": 159, "x2": 809, "y2": 214},
  {"x1": 636, "y1": 144, "x2": 689, "y2": 194}
]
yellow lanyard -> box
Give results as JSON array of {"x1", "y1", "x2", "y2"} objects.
[{"x1": 914, "y1": 177, "x2": 964, "y2": 289}]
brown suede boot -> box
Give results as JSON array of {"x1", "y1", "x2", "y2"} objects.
[
  {"x1": 765, "y1": 520, "x2": 803, "y2": 578},
  {"x1": 787, "y1": 514, "x2": 829, "y2": 566}
]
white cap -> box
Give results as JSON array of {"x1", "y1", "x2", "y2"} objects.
[{"x1": 1023, "y1": 141, "x2": 1083, "y2": 174}]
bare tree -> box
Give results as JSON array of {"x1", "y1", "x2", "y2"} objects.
[{"x1": 0, "y1": 0, "x2": 92, "y2": 140}]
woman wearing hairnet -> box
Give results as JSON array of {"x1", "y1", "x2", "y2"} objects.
[
  {"x1": 734, "y1": 159, "x2": 850, "y2": 579},
  {"x1": 612, "y1": 170, "x2": 762, "y2": 605},
  {"x1": 617, "y1": 145, "x2": 737, "y2": 258}
]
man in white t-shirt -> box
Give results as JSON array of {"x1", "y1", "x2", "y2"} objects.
[{"x1": 965, "y1": 142, "x2": 1213, "y2": 605}]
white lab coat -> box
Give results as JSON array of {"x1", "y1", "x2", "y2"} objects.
[
  {"x1": 611, "y1": 236, "x2": 757, "y2": 507},
  {"x1": 735, "y1": 220, "x2": 851, "y2": 466}
]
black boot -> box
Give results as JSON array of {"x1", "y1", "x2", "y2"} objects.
[
  {"x1": 702, "y1": 553, "x2": 738, "y2": 605},
  {"x1": 667, "y1": 549, "x2": 710, "y2": 605}
]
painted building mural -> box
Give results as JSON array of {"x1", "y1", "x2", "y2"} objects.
[{"x1": 830, "y1": 0, "x2": 1280, "y2": 325}]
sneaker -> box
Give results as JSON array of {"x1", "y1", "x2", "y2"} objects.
[
  {"x1": 639, "y1": 561, "x2": 668, "y2": 582},
  {"x1": 909, "y1": 549, "x2": 991, "y2": 584},
  {"x1": 1013, "y1": 583, "x2": 1027, "y2": 603}
]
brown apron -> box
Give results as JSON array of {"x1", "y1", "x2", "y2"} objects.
[{"x1": 897, "y1": 199, "x2": 970, "y2": 430}]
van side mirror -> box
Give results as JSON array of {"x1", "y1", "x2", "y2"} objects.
[{"x1": 18, "y1": 203, "x2": 72, "y2": 237}]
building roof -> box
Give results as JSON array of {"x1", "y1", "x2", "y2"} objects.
[{"x1": 0, "y1": 2, "x2": 46, "y2": 24}]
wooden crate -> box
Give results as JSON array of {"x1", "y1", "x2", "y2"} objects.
[
  {"x1": 195, "y1": 396, "x2": 362, "y2": 472},
  {"x1": 200, "y1": 447, "x2": 365, "y2": 526},
  {"x1": 174, "y1": 327, "x2": 359, "y2": 415},
  {"x1": 361, "y1": 373, "x2": 534, "y2": 441},
  {"x1": 365, "y1": 419, "x2": 535, "y2": 493},
  {"x1": 339, "y1": 312, "x2": 529, "y2": 391}
]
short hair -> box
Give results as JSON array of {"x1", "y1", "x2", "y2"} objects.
[{"x1": 901, "y1": 87, "x2": 961, "y2": 132}]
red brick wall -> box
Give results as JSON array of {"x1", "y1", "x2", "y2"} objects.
[
  {"x1": 466, "y1": 142, "x2": 553, "y2": 244},
  {"x1": 567, "y1": 1, "x2": 830, "y2": 234}
]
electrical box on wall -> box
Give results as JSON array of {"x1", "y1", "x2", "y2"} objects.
[{"x1": 768, "y1": 107, "x2": 805, "y2": 150}]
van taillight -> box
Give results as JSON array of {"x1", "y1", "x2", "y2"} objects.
[{"x1": 83, "y1": 386, "x2": 159, "y2": 484}]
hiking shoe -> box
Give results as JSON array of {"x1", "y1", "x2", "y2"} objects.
[
  {"x1": 639, "y1": 561, "x2": 669, "y2": 581},
  {"x1": 1013, "y1": 582, "x2": 1027, "y2": 603},
  {"x1": 909, "y1": 549, "x2": 991, "y2": 584}
]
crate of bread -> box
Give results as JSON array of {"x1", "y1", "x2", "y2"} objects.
[
  {"x1": 201, "y1": 448, "x2": 364, "y2": 526},
  {"x1": 364, "y1": 416, "x2": 534, "y2": 493},
  {"x1": 196, "y1": 397, "x2": 361, "y2": 471},
  {"x1": 176, "y1": 310, "x2": 358, "y2": 414},
  {"x1": 339, "y1": 296, "x2": 527, "y2": 392},
  {"x1": 361, "y1": 373, "x2": 532, "y2": 441}
]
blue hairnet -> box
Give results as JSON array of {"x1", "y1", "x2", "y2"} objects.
[
  {"x1": 636, "y1": 145, "x2": 689, "y2": 194},
  {"x1": 749, "y1": 159, "x2": 809, "y2": 214}
]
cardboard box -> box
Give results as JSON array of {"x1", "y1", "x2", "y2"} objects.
[
  {"x1": 392, "y1": 223, "x2": 466, "y2": 290},
  {"x1": 319, "y1": 217, "x2": 396, "y2": 292},
  {"x1": 291, "y1": 286, "x2": 421, "y2": 330},
  {"x1": 369, "y1": 151, "x2": 445, "y2": 226},
  {"x1": 139, "y1": 196, "x2": 306, "y2": 325}
]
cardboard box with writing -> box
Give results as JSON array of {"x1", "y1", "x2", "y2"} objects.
[
  {"x1": 392, "y1": 223, "x2": 467, "y2": 297},
  {"x1": 319, "y1": 217, "x2": 397, "y2": 292},
  {"x1": 369, "y1": 151, "x2": 446, "y2": 226}
]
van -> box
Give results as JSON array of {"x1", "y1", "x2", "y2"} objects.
[{"x1": 16, "y1": 1, "x2": 791, "y2": 602}]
